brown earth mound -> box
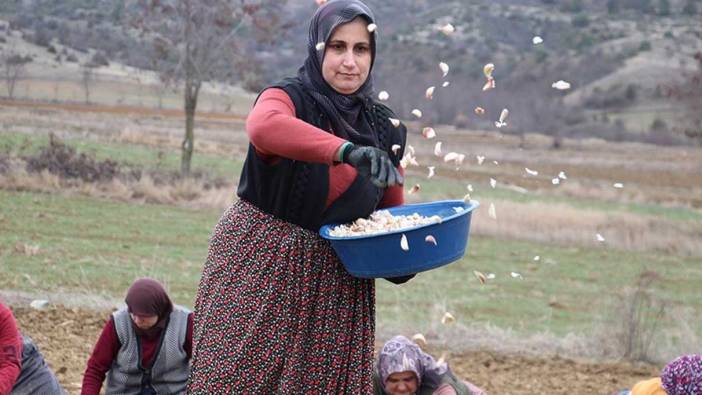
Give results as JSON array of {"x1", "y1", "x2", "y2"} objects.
[{"x1": 11, "y1": 305, "x2": 660, "y2": 395}]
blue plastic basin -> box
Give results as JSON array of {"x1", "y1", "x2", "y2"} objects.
[{"x1": 319, "y1": 200, "x2": 479, "y2": 278}]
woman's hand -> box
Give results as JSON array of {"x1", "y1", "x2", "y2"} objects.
[{"x1": 343, "y1": 145, "x2": 403, "y2": 188}]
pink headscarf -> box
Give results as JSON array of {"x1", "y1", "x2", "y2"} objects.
[
  {"x1": 661, "y1": 354, "x2": 702, "y2": 395},
  {"x1": 377, "y1": 335, "x2": 448, "y2": 390}
]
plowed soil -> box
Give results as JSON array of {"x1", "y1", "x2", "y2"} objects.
[{"x1": 11, "y1": 305, "x2": 660, "y2": 395}]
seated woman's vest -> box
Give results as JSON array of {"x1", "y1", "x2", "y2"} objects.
[
  {"x1": 10, "y1": 336, "x2": 65, "y2": 394},
  {"x1": 106, "y1": 306, "x2": 190, "y2": 395}
]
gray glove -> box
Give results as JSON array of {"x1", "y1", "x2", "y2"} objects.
[{"x1": 343, "y1": 144, "x2": 403, "y2": 188}]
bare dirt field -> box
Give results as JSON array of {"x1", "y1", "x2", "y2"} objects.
[{"x1": 12, "y1": 304, "x2": 660, "y2": 395}]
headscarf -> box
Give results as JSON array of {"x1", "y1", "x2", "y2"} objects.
[
  {"x1": 299, "y1": 0, "x2": 378, "y2": 146},
  {"x1": 124, "y1": 278, "x2": 173, "y2": 338},
  {"x1": 377, "y1": 335, "x2": 449, "y2": 390},
  {"x1": 661, "y1": 354, "x2": 702, "y2": 395}
]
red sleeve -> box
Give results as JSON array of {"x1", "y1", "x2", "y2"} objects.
[
  {"x1": 377, "y1": 167, "x2": 405, "y2": 208},
  {"x1": 0, "y1": 304, "x2": 22, "y2": 395},
  {"x1": 184, "y1": 313, "x2": 193, "y2": 360},
  {"x1": 246, "y1": 88, "x2": 347, "y2": 165},
  {"x1": 81, "y1": 318, "x2": 120, "y2": 395}
]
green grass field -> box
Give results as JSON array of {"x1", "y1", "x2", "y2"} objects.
[
  {"x1": 1, "y1": 129, "x2": 701, "y2": 347},
  {"x1": 2, "y1": 188, "x2": 700, "y2": 338}
]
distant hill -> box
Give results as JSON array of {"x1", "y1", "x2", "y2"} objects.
[{"x1": 1, "y1": 0, "x2": 701, "y2": 144}]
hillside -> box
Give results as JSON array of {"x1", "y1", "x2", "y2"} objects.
[{"x1": 0, "y1": 0, "x2": 701, "y2": 143}]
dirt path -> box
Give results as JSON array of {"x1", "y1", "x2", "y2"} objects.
[{"x1": 11, "y1": 304, "x2": 659, "y2": 395}]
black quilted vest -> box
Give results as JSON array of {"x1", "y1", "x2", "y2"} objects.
[{"x1": 237, "y1": 78, "x2": 407, "y2": 231}]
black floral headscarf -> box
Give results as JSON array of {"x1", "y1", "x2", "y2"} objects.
[{"x1": 298, "y1": 0, "x2": 378, "y2": 146}]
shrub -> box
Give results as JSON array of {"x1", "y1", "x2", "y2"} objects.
[{"x1": 24, "y1": 134, "x2": 120, "y2": 182}]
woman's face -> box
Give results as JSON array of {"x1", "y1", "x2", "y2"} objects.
[
  {"x1": 322, "y1": 17, "x2": 372, "y2": 95},
  {"x1": 130, "y1": 313, "x2": 159, "y2": 330},
  {"x1": 385, "y1": 371, "x2": 418, "y2": 395}
]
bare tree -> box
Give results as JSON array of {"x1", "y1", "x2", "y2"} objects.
[
  {"x1": 133, "y1": 0, "x2": 289, "y2": 176},
  {"x1": 2, "y1": 53, "x2": 32, "y2": 99},
  {"x1": 665, "y1": 52, "x2": 702, "y2": 143},
  {"x1": 81, "y1": 62, "x2": 97, "y2": 104}
]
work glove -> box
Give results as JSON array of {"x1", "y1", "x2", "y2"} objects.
[{"x1": 343, "y1": 144, "x2": 404, "y2": 188}]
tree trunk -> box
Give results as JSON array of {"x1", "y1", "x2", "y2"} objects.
[
  {"x1": 181, "y1": 0, "x2": 196, "y2": 177},
  {"x1": 181, "y1": 85, "x2": 198, "y2": 176}
]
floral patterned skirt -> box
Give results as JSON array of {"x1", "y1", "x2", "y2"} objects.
[{"x1": 187, "y1": 199, "x2": 375, "y2": 394}]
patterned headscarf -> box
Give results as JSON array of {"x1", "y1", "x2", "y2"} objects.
[
  {"x1": 298, "y1": 0, "x2": 378, "y2": 146},
  {"x1": 377, "y1": 335, "x2": 449, "y2": 390},
  {"x1": 661, "y1": 354, "x2": 702, "y2": 395}
]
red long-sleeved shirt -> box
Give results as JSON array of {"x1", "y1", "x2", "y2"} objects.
[
  {"x1": 246, "y1": 88, "x2": 404, "y2": 209},
  {"x1": 80, "y1": 313, "x2": 194, "y2": 395},
  {"x1": 0, "y1": 303, "x2": 22, "y2": 395}
]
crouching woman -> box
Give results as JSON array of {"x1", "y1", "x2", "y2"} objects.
[
  {"x1": 374, "y1": 336, "x2": 487, "y2": 395},
  {"x1": 81, "y1": 278, "x2": 193, "y2": 395}
]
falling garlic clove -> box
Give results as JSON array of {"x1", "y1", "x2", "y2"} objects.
[
  {"x1": 532, "y1": 35, "x2": 543, "y2": 45},
  {"x1": 439, "y1": 62, "x2": 449, "y2": 77},
  {"x1": 427, "y1": 166, "x2": 435, "y2": 179},
  {"x1": 596, "y1": 233, "x2": 605, "y2": 242},
  {"x1": 425, "y1": 86, "x2": 435, "y2": 100},
  {"x1": 490, "y1": 178, "x2": 497, "y2": 189},
  {"x1": 434, "y1": 142, "x2": 442, "y2": 156},
  {"x1": 391, "y1": 144, "x2": 401, "y2": 154},
  {"x1": 482, "y1": 78, "x2": 495, "y2": 92},
  {"x1": 412, "y1": 333, "x2": 427, "y2": 347},
  {"x1": 411, "y1": 109, "x2": 423, "y2": 118},
  {"x1": 367, "y1": 23, "x2": 377, "y2": 33},
  {"x1": 499, "y1": 108, "x2": 509, "y2": 123},
  {"x1": 441, "y1": 312, "x2": 455, "y2": 325},
  {"x1": 408, "y1": 184, "x2": 421, "y2": 194},
  {"x1": 474, "y1": 107, "x2": 485, "y2": 115},
  {"x1": 558, "y1": 171, "x2": 567, "y2": 180},
  {"x1": 525, "y1": 167, "x2": 538, "y2": 176},
  {"x1": 378, "y1": 91, "x2": 389, "y2": 101},
  {"x1": 552, "y1": 80, "x2": 571, "y2": 90},
  {"x1": 315, "y1": 42, "x2": 325, "y2": 51},
  {"x1": 400, "y1": 234, "x2": 409, "y2": 251},
  {"x1": 483, "y1": 63, "x2": 495, "y2": 78},
  {"x1": 474, "y1": 270, "x2": 487, "y2": 285},
  {"x1": 438, "y1": 23, "x2": 455, "y2": 35},
  {"x1": 425, "y1": 235, "x2": 437, "y2": 245},
  {"x1": 488, "y1": 203, "x2": 497, "y2": 219},
  {"x1": 389, "y1": 117, "x2": 401, "y2": 128},
  {"x1": 422, "y1": 127, "x2": 436, "y2": 139},
  {"x1": 462, "y1": 193, "x2": 471, "y2": 202},
  {"x1": 476, "y1": 155, "x2": 485, "y2": 165},
  {"x1": 443, "y1": 152, "x2": 459, "y2": 162},
  {"x1": 442, "y1": 81, "x2": 450, "y2": 87},
  {"x1": 511, "y1": 271, "x2": 523, "y2": 279},
  {"x1": 467, "y1": 184, "x2": 473, "y2": 192},
  {"x1": 552, "y1": 177, "x2": 560, "y2": 185},
  {"x1": 613, "y1": 182, "x2": 624, "y2": 189}
]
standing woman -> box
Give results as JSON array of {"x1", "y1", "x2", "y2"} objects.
[{"x1": 188, "y1": 0, "x2": 407, "y2": 393}]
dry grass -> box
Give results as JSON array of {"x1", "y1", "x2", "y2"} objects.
[
  {"x1": 472, "y1": 199, "x2": 702, "y2": 256},
  {"x1": 0, "y1": 167, "x2": 236, "y2": 210}
]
